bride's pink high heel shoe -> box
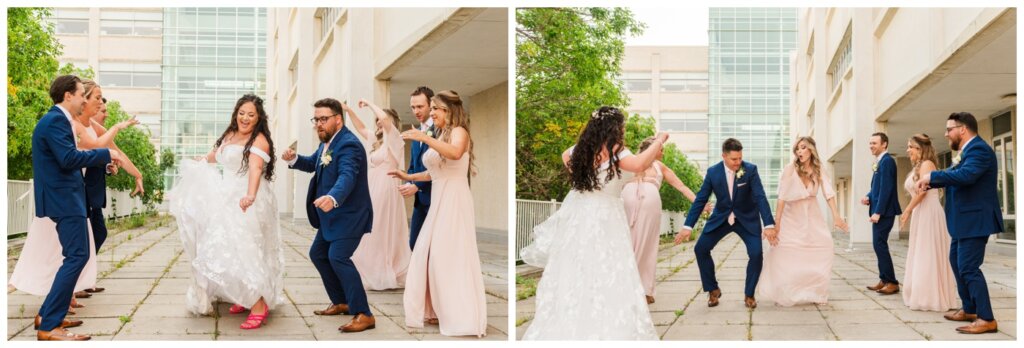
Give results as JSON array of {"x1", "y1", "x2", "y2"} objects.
[
  {"x1": 240, "y1": 311, "x2": 268, "y2": 330},
  {"x1": 229, "y1": 304, "x2": 247, "y2": 314}
]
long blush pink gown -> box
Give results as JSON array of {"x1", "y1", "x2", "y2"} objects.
[
  {"x1": 901, "y1": 172, "x2": 957, "y2": 311},
  {"x1": 621, "y1": 162, "x2": 664, "y2": 298},
  {"x1": 758, "y1": 164, "x2": 834, "y2": 306},
  {"x1": 352, "y1": 123, "x2": 411, "y2": 290},
  {"x1": 403, "y1": 148, "x2": 487, "y2": 337}
]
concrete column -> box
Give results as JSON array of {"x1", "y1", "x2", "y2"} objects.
[{"x1": 848, "y1": 8, "x2": 877, "y2": 246}]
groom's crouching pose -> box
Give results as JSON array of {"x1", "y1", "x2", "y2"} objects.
[
  {"x1": 676, "y1": 138, "x2": 776, "y2": 309},
  {"x1": 283, "y1": 98, "x2": 375, "y2": 332}
]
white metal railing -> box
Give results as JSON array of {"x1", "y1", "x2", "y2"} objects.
[
  {"x1": 8, "y1": 180, "x2": 34, "y2": 237},
  {"x1": 515, "y1": 198, "x2": 689, "y2": 263},
  {"x1": 515, "y1": 199, "x2": 561, "y2": 263},
  {"x1": 7, "y1": 180, "x2": 149, "y2": 238}
]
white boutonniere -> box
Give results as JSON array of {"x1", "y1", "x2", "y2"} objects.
[
  {"x1": 425, "y1": 129, "x2": 434, "y2": 138},
  {"x1": 952, "y1": 153, "x2": 962, "y2": 167},
  {"x1": 320, "y1": 149, "x2": 333, "y2": 167},
  {"x1": 736, "y1": 168, "x2": 745, "y2": 179},
  {"x1": 872, "y1": 162, "x2": 878, "y2": 172}
]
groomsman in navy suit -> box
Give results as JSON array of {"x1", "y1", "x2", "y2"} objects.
[
  {"x1": 917, "y1": 112, "x2": 1002, "y2": 334},
  {"x1": 861, "y1": 132, "x2": 902, "y2": 295},
  {"x1": 284, "y1": 98, "x2": 375, "y2": 332},
  {"x1": 399, "y1": 86, "x2": 434, "y2": 250},
  {"x1": 677, "y1": 138, "x2": 775, "y2": 309},
  {"x1": 32, "y1": 75, "x2": 123, "y2": 340}
]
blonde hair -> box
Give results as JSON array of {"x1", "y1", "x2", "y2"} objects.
[
  {"x1": 431, "y1": 90, "x2": 476, "y2": 176},
  {"x1": 792, "y1": 136, "x2": 823, "y2": 185}
]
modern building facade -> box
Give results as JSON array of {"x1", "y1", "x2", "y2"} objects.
[
  {"x1": 48, "y1": 7, "x2": 163, "y2": 147},
  {"x1": 790, "y1": 8, "x2": 1016, "y2": 245},
  {"x1": 265, "y1": 8, "x2": 508, "y2": 237},
  {"x1": 709, "y1": 7, "x2": 798, "y2": 205},
  {"x1": 160, "y1": 7, "x2": 267, "y2": 187},
  {"x1": 622, "y1": 46, "x2": 711, "y2": 172}
]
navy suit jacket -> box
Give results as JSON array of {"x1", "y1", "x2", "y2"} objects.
[
  {"x1": 407, "y1": 125, "x2": 433, "y2": 207},
  {"x1": 291, "y1": 126, "x2": 373, "y2": 241},
  {"x1": 867, "y1": 153, "x2": 902, "y2": 217},
  {"x1": 32, "y1": 105, "x2": 111, "y2": 218},
  {"x1": 930, "y1": 137, "x2": 1004, "y2": 240},
  {"x1": 683, "y1": 161, "x2": 775, "y2": 235}
]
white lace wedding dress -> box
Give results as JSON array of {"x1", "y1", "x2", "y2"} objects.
[
  {"x1": 520, "y1": 147, "x2": 658, "y2": 340},
  {"x1": 168, "y1": 145, "x2": 286, "y2": 315}
]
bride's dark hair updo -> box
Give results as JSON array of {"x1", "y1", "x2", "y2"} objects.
[{"x1": 568, "y1": 106, "x2": 626, "y2": 192}]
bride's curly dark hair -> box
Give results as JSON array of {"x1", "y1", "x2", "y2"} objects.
[{"x1": 569, "y1": 106, "x2": 626, "y2": 192}]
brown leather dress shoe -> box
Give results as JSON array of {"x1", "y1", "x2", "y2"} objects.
[
  {"x1": 37, "y1": 328, "x2": 90, "y2": 341},
  {"x1": 84, "y1": 287, "x2": 105, "y2": 293},
  {"x1": 34, "y1": 315, "x2": 83, "y2": 330},
  {"x1": 73, "y1": 291, "x2": 91, "y2": 299},
  {"x1": 313, "y1": 303, "x2": 349, "y2": 316},
  {"x1": 956, "y1": 319, "x2": 998, "y2": 334},
  {"x1": 877, "y1": 282, "x2": 900, "y2": 295},
  {"x1": 944, "y1": 309, "x2": 978, "y2": 322},
  {"x1": 708, "y1": 289, "x2": 721, "y2": 307},
  {"x1": 866, "y1": 281, "x2": 885, "y2": 291},
  {"x1": 744, "y1": 296, "x2": 757, "y2": 309},
  {"x1": 340, "y1": 313, "x2": 375, "y2": 332},
  {"x1": 646, "y1": 295, "x2": 655, "y2": 304}
]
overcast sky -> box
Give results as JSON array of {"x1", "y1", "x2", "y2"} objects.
[{"x1": 625, "y1": 7, "x2": 710, "y2": 47}]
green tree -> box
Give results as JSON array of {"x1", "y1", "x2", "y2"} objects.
[
  {"x1": 516, "y1": 8, "x2": 645, "y2": 200},
  {"x1": 624, "y1": 114, "x2": 704, "y2": 213},
  {"x1": 7, "y1": 7, "x2": 62, "y2": 180},
  {"x1": 103, "y1": 101, "x2": 173, "y2": 207}
]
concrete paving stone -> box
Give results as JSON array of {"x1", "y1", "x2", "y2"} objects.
[
  {"x1": 817, "y1": 299, "x2": 884, "y2": 311},
  {"x1": 651, "y1": 311, "x2": 681, "y2": 326},
  {"x1": 111, "y1": 331, "x2": 215, "y2": 339},
  {"x1": 750, "y1": 324, "x2": 835, "y2": 340},
  {"x1": 751, "y1": 310, "x2": 827, "y2": 325},
  {"x1": 662, "y1": 323, "x2": 749, "y2": 340},
  {"x1": 487, "y1": 316, "x2": 509, "y2": 335},
  {"x1": 71, "y1": 304, "x2": 138, "y2": 318},
  {"x1": 71, "y1": 293, "x2": 147, "y2": 305},
  {"x1": 678, "y1": 310, "x2": 750, "y2": 326},
  {"x1": 821, "y1": 309, "x2": 902, "y2": 325},
  {"x1": 132, "y1": 303, "x2": 197, "y2": 318},
  {"x1": 830, "y1": 322, "x2": 923, "y2": 340},
  {"x1": 115, "y1": 316, "x2": 212, "y2": 336},
  {"x1": 890, "y1": 308, "x2": 953, "y2": 323}
]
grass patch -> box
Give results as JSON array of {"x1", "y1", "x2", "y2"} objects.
[
  {"x1": 119, "y1": 315, "x2": 132, "y2": 324},
  {"x1": 674, "y1": 309, "x2": 684, "y2": 317},
  {"x1": 515, "y1": 275, "x2": 538, "y2": 301},
  {"x1": 515, "y1": 316, "x2": 532, "y2": 327}
]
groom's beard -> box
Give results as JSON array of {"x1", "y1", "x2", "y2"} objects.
[{"x1": 950, "y1": 138, "x2": 962, "y2": 151}]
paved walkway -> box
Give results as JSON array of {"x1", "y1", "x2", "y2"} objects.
[
  {"x1": 8, "y1": 215, "x2": 508, "y2": 341},
  {"x1": 516, "y1": 233, "x2": 1016, "y2": 340}
]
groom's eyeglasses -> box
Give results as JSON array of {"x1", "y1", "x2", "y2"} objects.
[
  {"x1": 945, "y1": 125, "x2": 963, "y2": 134},
  {"x1": 310, "y1": 114, "x2": 339, "y2": 124}
]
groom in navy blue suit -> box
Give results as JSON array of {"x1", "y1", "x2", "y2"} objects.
[
  {"x1": 32, "y1": 75, "x2": 122, "y2": 340},
  {"x1": 918, "y1": 112, "x2": 1002, "y2": 334},
  {"x1": 861, "y1": 132, "x2": 902, "y2": 295},
  {"x1": 284, "y1": 98, "x2": 375, "y2": 333},
  {"x1": 678, "y1": 138, "x2": 775, "y2": 309}
]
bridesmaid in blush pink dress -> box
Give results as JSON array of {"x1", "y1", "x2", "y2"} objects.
[
  {"x1": 759, "y1": 137, "x2": 848, "y2": 306},
  {"x1": 390, "y1": 90, "x2": 487, "y2": 337},
  {"x1": 899, "y1": 134, "x2": 957, "y2": 311},
  {"x1": 621, "y1": 136, "x2": 702, "y2": 304},
  {"x1": 347, "y1": 99, "x2": 412, "y2": 290}
]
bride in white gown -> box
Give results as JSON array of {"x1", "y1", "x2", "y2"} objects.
[
  {"x1": 521, "y1": 106, "x2": 668, "y2": 340},
  {"x1": 168, "y1": 94, "x2": 285, "y2": 330}
]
